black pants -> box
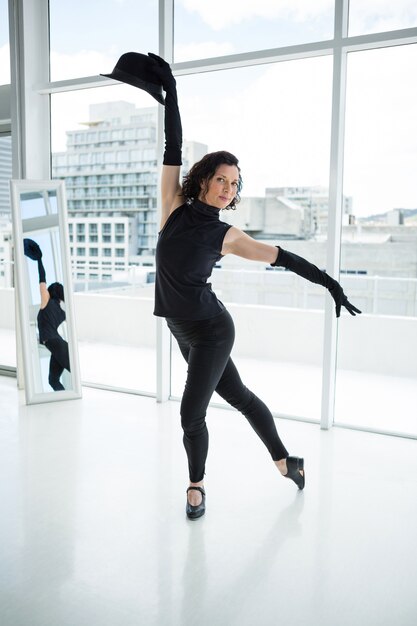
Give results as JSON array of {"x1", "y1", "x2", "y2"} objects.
[
  {"x1": 166, "y1": 309, "x2": 289, "y2": 482},
  {"x1": 44, "y1": 337, "x2": 70, "y2": 391}
]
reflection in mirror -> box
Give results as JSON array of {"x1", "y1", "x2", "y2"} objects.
[
  {"x1": 23, "y1": 235, "x2": 71, "y2": 392},
  {"x1": 20, "y1": 190, "x2": 59, "y2": 220},
  {"x1": 10, "y1": 179, "x2": 81, "y2": 405}
]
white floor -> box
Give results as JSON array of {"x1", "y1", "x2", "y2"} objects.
[{"x1": 1, "y1": 376, "x2": 417, "y2": 626}]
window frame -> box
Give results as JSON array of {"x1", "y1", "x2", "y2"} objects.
[{"x1": 6, "y1": 0, "x2": 417, "y2": 432}]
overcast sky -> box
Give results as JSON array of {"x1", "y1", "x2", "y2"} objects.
[{"x1": 1, "y1": 0, "x2": 416, "y2": 216}]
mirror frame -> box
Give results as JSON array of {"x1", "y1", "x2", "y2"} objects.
[{"x1": 10, "y1": 179, "x2": 82, "y2": 404}]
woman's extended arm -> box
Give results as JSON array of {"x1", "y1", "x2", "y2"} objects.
[
  {"x1": 221, "y1": 227, "x2": 279, "y2": 263},
  {"x1": 222, "y1": 226, "x2": 361, "y2": 317},
  {"x1": 148, "y1": 53, "x2": 184, "y2": 229}
]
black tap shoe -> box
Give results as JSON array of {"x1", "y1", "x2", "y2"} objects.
[
  {"x1": 284, "y1": 456, "x2": 305, "y2": 490},
  {"x1": 186, "y1": 486, "x2": 206, "y2": 520}
]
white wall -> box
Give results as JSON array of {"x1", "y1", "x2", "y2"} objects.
[
  {"x1": 228, "y1": 303, "x2": 417, "y2": 378},
  {"x1": 212, "y1": 268, "x2": 417, "y2": 317},
  {"x1": 71, "y1": 292, "x2": 417, "y2": 378},
  {"x1": 73, "y1": 292, "x2": 156, "y2": 347},
  {"x1": 2, "y1": 288, "x2": 415, "y2": 378}
]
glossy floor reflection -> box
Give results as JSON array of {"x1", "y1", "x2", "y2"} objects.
[{"x1": 1, "y1": 376, "x2": 417, "y2": 626}]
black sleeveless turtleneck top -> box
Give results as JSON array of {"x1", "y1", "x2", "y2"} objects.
[
  {"x1": 153, "y1": 199, "x2": 233, "y2": 320},
  {"x1": 37, "y1": 298, "x2": 66, "y2": 343}
]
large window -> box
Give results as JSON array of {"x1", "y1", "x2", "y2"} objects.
[
  {"x1": 334, "y1": 44, "x2": 417, "y2": 435},
  {"x1": 0, "y1": 0, "x2": 10, "y2": 84},
  {"x1": 174, "y1": 0, "x2": 335, "y2": 62},
  {"x1": 348, "y1": 0, "x2": 417, "y2": 36},
  {"x1": 49, "y1": 0, "x2": 158, "y2": 81},
  {"x1": 170, "y1": 57, "x2": 333, "y2": 421},
  {"x1": 6, "y1": 0, "x2": 417, "y2": 434},
  {"x1": 51, "y1": 86, "x2": 158, "y2": 394}
]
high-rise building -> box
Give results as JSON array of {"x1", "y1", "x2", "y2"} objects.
[
  {"x1": 0, "y1": 137, "x2": 13, "y2": 287},
  {"x1": 52, "y1": 101, "x2": 207, "y2": 282},
  {"x1": 0, "y1": 217, "x2": 12, "y2": 287},
  {"x1": 0, "y1": 136, "x2": 12, "y2": 217},
  {"x1": 222, "y1": 185, "x2": 353, "y2": 239},
  {"x1": 265, "y1": 186, "x2": 353, "y2": 236},
  {"x1": 52, "y1": 102, "x2": 159, "y2": 257}
]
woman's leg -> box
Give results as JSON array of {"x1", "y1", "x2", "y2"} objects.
[
  {"x1": 167, "y1": 311, "x2": 235, "y2": 496},
  {"x1": 48, "y1": 354, "x2": 65, "y2": 391},
  {"x1": 45, "y1": 338, "x2": 70, "y2": 391},
  {"x1": 214, "y1": 358, "x2": 304, "y2": 481},
  {"x1": 214, "y1": 357, "x2": 289, "y2": 461},
  {"x1": 174, "y1": 342, "x2": 207, "y2": 506}
]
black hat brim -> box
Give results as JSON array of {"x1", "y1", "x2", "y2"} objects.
[
  {"x1": 24, "y1": 238, "x2": 42, "y2": 260},
  {"x1": 100, "y1": 68, "x2": 165, "y2": 105}
]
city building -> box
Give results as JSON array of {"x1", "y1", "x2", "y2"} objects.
[
  {"x1": 0, "y1": 217, "x2": 12, "y2": 288},
  {"x1": 68, "y1": 215, "x2": 135, "y2": 282},
  {"x1": 52, "y1": 101, "x2": 207, "y2": 282},
  {"x1": 0, "y1": 137, "x2": 13, "y2": 287},
  {"x1": 0, "y1": 136, "x2": 12, "y2": 217},
  {"x1": 266, "y1": 186, "x2": 353, "y2": 235},
  {"x1": 223, "y1": 186, "x2": 353, "y2": 239}
]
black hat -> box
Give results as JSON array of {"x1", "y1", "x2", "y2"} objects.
[
  {"x1": 100, "y1": 52, "x2": 165, "y2": 105},
  {"x1": 24, "y1": 238, "x2": 42, "y2": 261}
]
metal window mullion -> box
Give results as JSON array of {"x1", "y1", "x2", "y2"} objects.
[
  {"x1": 159, "y1": 0, "x2": 174, "y2": 63},
  {"x1": 343, "y1": 27, "x2": 417, "y2": 52},
  {"x1": 9, "y1": 0, "x2": 51, "y2": 391},
  {"x1": 155, "y1": 0, "x2": 174, "y2": 403},
  {"x1": 8, "y1": 0, "x2": 23, "y2": 179},
  {"x1": 321, "y1": 0, "x2": 348, "y2": 430},
  {"x1": 10, "y1": 0, "x2": 50, "y2": 180},
  {"x1": 38, "y1": 43, "x2": 334, "y2": 94},
  {"x1": 36, "y1": 26, "x2": 417, "y2": 96}
]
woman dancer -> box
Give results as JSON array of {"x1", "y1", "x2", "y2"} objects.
[{"x1": 148, "y1": 53, "x2": 361, "y2": 519}]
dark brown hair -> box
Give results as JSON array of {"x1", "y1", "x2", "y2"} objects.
[
  {"x1": 182, "y1": 150, "x2": 243, "y2": 210},
  {"x1": 48, "y1": 282, "x2": 64, "y2": 302}
]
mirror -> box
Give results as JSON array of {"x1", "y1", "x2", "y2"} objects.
[{"x1": 10, "y1": 180, "x2": 81, "y2": 404}]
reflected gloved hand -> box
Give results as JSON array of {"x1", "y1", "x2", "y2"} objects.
[
  {"x1": 24, "y1": 238, "x2": 42, "y2": 261},
  {"x1": 147, "y1": 52, "x2": 176, "y2": 93}
]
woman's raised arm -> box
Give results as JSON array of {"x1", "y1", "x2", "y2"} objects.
[
  {"x1": 23, "y1": 238, "x2": 50, "y2": 308},
  {"x1": 160, "y1": 165, "x2": 182, "y2": 228},
  {"x1": 148, "y1": 53, "x2": 185, "y2": 229}
]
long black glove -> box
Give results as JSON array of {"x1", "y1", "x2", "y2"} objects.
[
  {"x1": 148, "y1": 52, "x2": 182, "y2": 166},
  {"x1": 37, "y1": 259, "x2": 46, "y2": 284},
  {"x1": 271, "y1": 247, "x2": 362, "y2": 318},
  {"x1": 23, "y1": 238, "x2": 46, "y2": 283}
]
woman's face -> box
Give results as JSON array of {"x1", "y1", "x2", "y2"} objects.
[{"x1": 198, "y1": 164, "x2": 240, "y2": 210}]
